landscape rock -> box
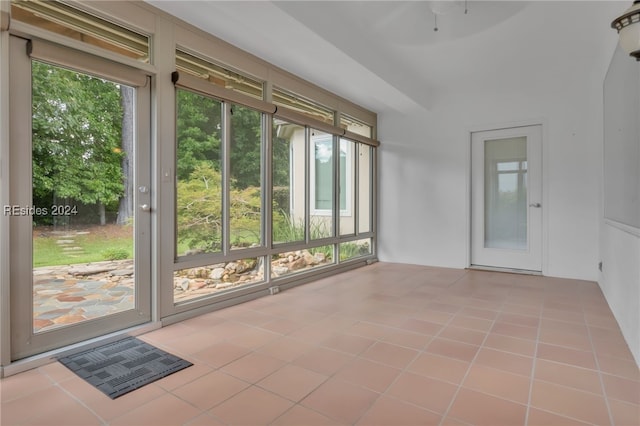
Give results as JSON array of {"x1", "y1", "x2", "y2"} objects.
[
  {"x1": 210, "y1": 268, "x2": 225, "y2": 280},
  {"x1": 110, "y1": 269, "x2": 133, "y2": 277}
]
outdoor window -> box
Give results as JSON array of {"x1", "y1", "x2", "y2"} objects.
[
  {"x1": 341, "y1": 114, "x2": 373, "y2": 138},
  {"x1": 176, "y1": 49, "x2": 263, "y2": 100},
  {"x1": 3, "y1": 0, "x2": 378, "y2": 364},
  {"x1": 174, "y1": 257, "x2": 264, "y2": 303},
  {"x1": 358, "y1": 144, "x2": 373, "y2": 234},
  {"x1": 339, "y1": 238, "x2": 372, "y2": 262},
  {"x1": 11, "y1": 0, "x2": 150, "y2": 62},
  {"x1": 339, "y1": 138, "x2": 356, "y2": 236},
  {"x1": 273, "y1": 87, "x2": 334, "y2": 124},
  {"x1": 30, "y1": 60, "x2": 138, "y2": 332},
  {"x1": 271, "y1": 245, "x2": 334, "y2": 279},
  {"x1": 272, "y1": 118, "x2": 306, "y2": 245},
  {"x1": 229, "y1": 104, "x2": 263, "y2": 249},
  {"x1": 309, "y1": 131, "x2": 334, "y2": 240},
  {"x1": 175, "y1": 88, "x2": 223, "y2": 257},
  {"x1": 311, "y1": 134, "x2": 352, "y2": 216}
]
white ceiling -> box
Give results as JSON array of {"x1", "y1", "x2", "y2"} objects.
[{"x1": 147, "y1": 1, "x2": 625, "y2": 113}]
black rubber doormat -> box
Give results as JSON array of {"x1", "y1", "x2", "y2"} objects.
[{"x1": 59, "y1": 336, "x2": 192, "y2": 399}]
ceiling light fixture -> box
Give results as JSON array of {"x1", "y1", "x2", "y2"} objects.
[
  {"x1": 430, "y1": 0, "x2": 468, "y2": 32},
  {"x1": 611, "y1": 0, "x2": 640, "y2": 61}
]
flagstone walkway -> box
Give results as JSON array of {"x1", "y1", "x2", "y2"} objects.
[{"x1": 33, "y1": 260, "x2": 134, "y2": 332}]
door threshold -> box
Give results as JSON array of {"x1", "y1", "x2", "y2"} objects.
[
  {"x1": 1, "y1": 321, "x2": 161, "y2": 378},
  {"x1": 469, "y1": 265, "x2": 542, "y2": 276}
]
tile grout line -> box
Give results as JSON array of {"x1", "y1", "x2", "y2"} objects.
[
  {"x1": 523, "y1": 290, "x2": 544, "y2": 426},
  {"x1": 584, "y1": 297, "x2": 616, "y2": 426},
  {"x1": 52, "y1": 380, "x2": 110, "y2": 426},
  {"x1": 6, "y1": 266, "x2": 635, "y2": 426},
  {"x1": 436, "y1": 270, "x2": 509, "y2": 426},
  {"x1": 439, "y1": 274, "x2": 541, "y2": 425},
  {"x1": 353, "y1": 270, "x2": 470, "y2": 426}
]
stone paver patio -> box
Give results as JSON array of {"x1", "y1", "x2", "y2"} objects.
[
  {"x1": 32, "y1": 249, "x2": 332, "y2": 332},
  {"x1": 33, "y1": 260, "x2": 134, "y2": 332}
]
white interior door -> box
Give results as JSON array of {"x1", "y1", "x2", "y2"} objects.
[{"x1": 471, "y1": 125, "x2": 542, "y2": 272}]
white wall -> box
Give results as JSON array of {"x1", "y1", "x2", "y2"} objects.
[
  {"x1": 599, "y1": 45, "x2": 640, "y2": 366},
  {"x1": 378, "y1": 76, "x2": 603, "y2": 280},
  {"x1": 599, "y1": 223, "x2": 640, "y2": 365},
  {"x1": 377, "y1": 1, "x2": 639, "y2": 365},
  {"x1": 376, "y1": 2, "x2": 620, "y2": 282}
]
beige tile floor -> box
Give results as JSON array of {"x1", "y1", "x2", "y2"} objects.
[{"x1": 1, "y1": 263, "x2": 639, "y2": 425}]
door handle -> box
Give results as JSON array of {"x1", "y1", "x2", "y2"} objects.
[
  {"x1": 140, "y1": 204, "x2": 151, "y2": 212},
  {"x1": 529, "y1": 203, "x2": 541, "y2": 208}
]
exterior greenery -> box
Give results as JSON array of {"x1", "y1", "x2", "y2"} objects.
[
  {"x1": 176, "y1": 89, "x2": 291, "y2": 253},
  {"x1": 31, "y1": 69, "x2": 371, "y2": 261},
  {"x1": 32, "y1": 61, "x2": 126, "y2": 225}
]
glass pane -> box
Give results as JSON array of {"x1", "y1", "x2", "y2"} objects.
[
  {"x1": 314, "y1": 137, "x2": 333, "y2": 210},
  {"x1": 272, "y1": 118, "x2": 305, "y2": 245},
  {"x1": 230, "y1": 104, "x2": 263, "y2": 249},
  {"x1": 484, "y1": 137, "x2": 528, "y2": 250},
  {"x1": 271, "y1": 245, "x2": 334, "y2": 279},
  {"x1": 358, "y1": 144, "x2": 372, "y2": 234},
  {"x1": 273, "y1": 87, "x2": 334, "y2": 124},
  {"x1": 310, "y1": 130, "x2": 333, "y2": 239},
  {"x1": 31, "y1": 61, "x2": 136, "y2": 333},
  {"x1": 12, "y1": 1, "x2": 149, "y2": 62},
  {"x1": 174, "y1": 257, "x2": 265, "y2": 304},
  {"x1": 339, "y1": 238, "x2": 372, "y2": 262},
  {"x1": 340, "y1": 114, "x2": 372, "y2": 138},
  {"x1": 176, "y1": 89, "x2": 223, "y2": 256},
  {"x1": 339, "y1": 138, "x2": 355, "y2": 236},
  {"x1": 176, "y1": 50, "x2": 263, "y2": 100}
]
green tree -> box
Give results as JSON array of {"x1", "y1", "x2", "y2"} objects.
[
  {"x1": 176, "y1": 91, "x2": 290, "y2": 191},
  {"x1": 230, "y1": 104, "x2": 261, "y2": 189},
  {"x1": 32, "y1": 61, "x2": 125, "y2": 224},
  {"x1": 176, "y1": 162, "x2": 223, "y2": 252},
  {"x1": 176, "y1": 89, "x2": 222, "y2": 181},
  {"x1": 176, "y1": 161, "x2": 264, "y2": 251}
]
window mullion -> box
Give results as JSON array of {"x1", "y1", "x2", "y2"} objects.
[
  {"x1": 354, "y1": 143, "x2": 360, "y2": 237},
  {"x1": 222, "y1": 102, "x2": 231, "y2": 255},
  {"x1": 332, "y1": 134, "x2": 339, "y2": 239},
  {"x1": 263, "y1": 112, "x2": 272, "y2": 249},
  {"x1": 304, "y1": 127, "x2": 311, "y2": 245}
]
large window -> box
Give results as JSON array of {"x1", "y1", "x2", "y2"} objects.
[
  {"x1": 272, "y1": 118, "x2": 306, "y2": 245},
  {"x1": 175, "y1": 89, "x2": 223, "y2": 257},
  {"x1": 358, "y1": 144, "x2": 373, "y2": 234},
  {"x1": 311, "y1": 135, "x2": 352, "y2": 216},
  {"x1": 2, "y1": 0, "x2": 378, "y2": 368},
  {"x1": 273, "y1": 87, "x2": 334, "y2": 124},
  {"x1": 341, "y1": 114, "x2": 372, "y2": 138},
  {"x1": 309, "y1": 130, "x2": 334, "y2": 240},
  {"x1": 165, "y1": 22, "x2": 378, "y2": 307},
  {"x1": 176, "y1": 49, "x2": 263, "y2": 100},
  {"x1": 229, "y1": 104, "x2": 263, "y2": 249},
  {"x1": 339, "y1": 138, "x2": 356, "y2": 236}
]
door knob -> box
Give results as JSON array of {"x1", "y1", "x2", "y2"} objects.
[
  {"x1": 529, "y1": 203, "x2": 541, "y2": 208},
  {"x1": 140, "y1": 204, "x2": 151, "y2": 212}
]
